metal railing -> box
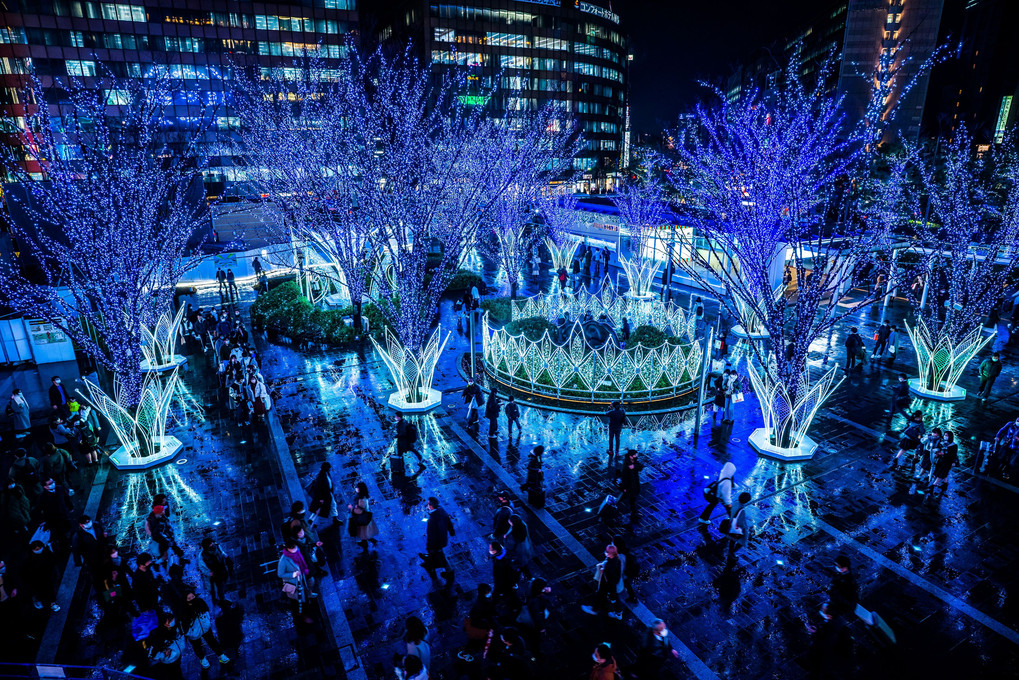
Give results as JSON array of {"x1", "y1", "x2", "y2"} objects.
[{"x1": 0, "y1": 664, "x2": 153, "y2": 680}]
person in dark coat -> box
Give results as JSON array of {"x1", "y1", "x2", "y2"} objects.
[
  {"x1": 8, "y1": 448, "x2": 42, "y2": 501},
  {"x1": 605, "y1": 401, "x2": 627, "y2": 458},
  {"x1": 873, "y1": 321, "x2": 891, "y2": 358},
  {"x1": 462, "y1": 378, "x2": 483, "y2": 427},
  {"x1": 24, "y1": 540, "x2": 61, "y2": 612},
  {"x1": 889, "y1": 373, "x2": 910, "y2": 419},
  {"x1": 843, "y1": 328, "x2": 864, "y2": 372},
  {"x1": 39, "y1": 476, "x2": 73, "y2": 550},
  {"x1": 582, "y1": 543, "x2": 623, "y2": 619},
  {"x1": 492, "y1": 491, "x2": 514, "y2": 537},
  {"x1": 307, "y1": 461, "x2": 339, "y2": 528},
  {"x1": 634, "y1": 619, "x2": 681, "y2": 678},
  {"x1": 978, "y1": 352, "x2": 1003, "y2": 401},
  {"x1": 928, "y1": 431, "x2": 958, "y2": 495},
  {"x1": 821, "y1": 555, "x2": 858, "y2": 621},
  {"x1": 48, "y1": 376, "x2": 70, "y2": 417},
  {"x1": 132, "y1": 552, "x2": 161, "y2": 612},
  {"x1": 71, "y1": 514, "x2": 108, "y2": 578},
  {"x1": 505, "y1": 394, "x2": 521, "y2": 440},
  {"x1": 523, "y1": 446, "x2": 545, "y2": 507},
  {"x1": 1, "y1": 478, "x2": 31, "y2": 543},
  {"x1": 489, "y1": 539, "x2": 519, "y2": 600},
  {"x1": 420, "y1": 497, "x2": 455, "y2": 586},
  {"x1": 485, "y1": 388, "x2": 501, "y2": 439},
  {"x1": 618, "y1": 449, "x2": 643, "y2": 524}
]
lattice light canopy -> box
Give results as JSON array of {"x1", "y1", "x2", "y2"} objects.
[
  {"x1": 484, "y1": 283, "x2": 701, "y2": 403},
  {"x1": 745, "y1": 356, "x2": 843, "y2": 451},
  {"x1": 906, "y1": 320, "x2": 993, "y2": 398}
]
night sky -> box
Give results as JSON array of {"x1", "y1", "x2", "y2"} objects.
[{"x1": 616, "y1": 0, "x2": 820, "y2": 134}]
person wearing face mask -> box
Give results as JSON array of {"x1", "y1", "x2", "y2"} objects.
[
  {"x1": 5, "y1": 388, "x2": 31, "y2": 438},
  {"x1": 98, "y1": 545, "x2": 135, "y2": 618},
  {"x1": 291, "y1": 523, "x2": 326, "y2": 578},
  {"x1": 2, "y1": 478, "x2": 31, "y2": 543},
  {"x1": 633, "y1": 619, "x2": 680, "y2": 678},
  {"x1": 182, "y1": 587, "x2": 231, "y2": 669},
  {"x1": 277, "y1": 539, "x2": 317, "y2": 624},
  {"x1": 48, "y1": 376, "x2": 70, "y2": 417},
  {"x1": 582, "y1": 544, "x2": 624, "y2": 620},
  {"x1": 199, "y1": 537, "x2": 233, "y2": 605},
  {"x1": 148, "y1": 610, "x2": 186, "y2": 679},
  {"x1": 39, "y1": 476, "x2": 73, "y2": 551},
  {"x1": 462, "y1": 583, "x2": 496, "y2": 654},
  {"x1": 9, "y1": 448, "x2": 43, "y2": 502},
  {"x1": 41, "y1": 442, "x2": 76, "y2": 497},
  {"x1": 71, "y1": 514, "x2": 108, "y2": 583},
  {"x1": 24, "y1": 539, "x2": 60, "y2": 612},
  {"x1": 419, "y1": 497, "x2": 455, "y2": 587},
  {"x1": 589, "y1": 642, "x2": 619, "y2": 680}
]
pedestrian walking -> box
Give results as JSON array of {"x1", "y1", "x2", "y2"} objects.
[
  {"x1": 722, "y1": 369, "x2": 739, "y2": 422},
  {"x1": 462, "y1": 377, "x2": 483, "y2": 428},
  {"x1": 910, "y1": 428, "x2": 943, "y2": 495},
  {"x1": 5, "y1": 388, "x2": 31, "y2": 439},
  {"x1": 9, "y1": 448, "x2": 43, "y2": 501},
  {"x1": 277, "y1": 539, "x2": 317, "y2": 623},
  {"x1": 24, "y1": 540, "x2": 61, "y2": 612},
  {"x1": 978, "y1": 352, "x2": 1002, "y2": 401},
  {"x1": 618, "y1": 449, "x2": 643, "y2": 524},
  {"x1": 307, "y1": 461, "x2": 340, "y2": 529},
  {"x1": 886, "y1": 324, "x2": 900, "y2": 364},
  {"x1": 515, "y1": 576, "x2": 551, "y2": 654},
  {"x1": 524, "y1": 446, "x2": 545, "y2": 507},
  {"x1": 485, "y1": 387, "x2": 501, "y2": 439},
  {"x1": 216, "y1": 267, "x2": 226, "y2": 295},
  {"x1": 49, "y1": 375, "x2": 70, "y2": 417},
  {"x1": 199, "y1": 537, "x2": 232, "y2": 605},
  {"x1": 463, "y1": 583, "x2": 496, "y2": 653},
  {"x1": 712, "y1": 370, "x2": 727, "y2": 424},
  {"x1": 723, "y1": 492, "x2": 752, "y2": 561},
  {"x1": 39, "y1": 476, "x2": 73, "y2": 551},
  {"x1": 621, "y1": 317, "x2": 631, "y2": 345},
  {"x1": 888, "y1": 410, "x2": 925, "y2": 470},
  {"x1": 148, "y1": 611, "x2": 186, "y2": 680},
  {"x1": 41, "y1": 443, "x2": 76, "y2": 495},
  {"x1": 873, "y1": 321, "x2": 891, "y2": 358},
  {"x1": 581, "y1": 543, "x2": 624, "y2": 620},
  {"x1": 927, "y1": 431, "x2": 958, "y2": 496},
  {"x1": 71, "y1": 514, "x2": 107, "y2": 580},
  {"x1": 1, "y1": 478, "x2": 31, "y2": 544},
  {"x1": 419, "y1": 497, "x2": 455, "y2": 586},
  {"x1": 226, "y1": 268, "x2": 238, "y2": 298},
  {"x1": 605, "y1": 400, "x2": 627, "y2": 458},
  {"x1": 699, "y1": 461, "x2": 736, "y2": 524},
  {"x1": 182, "y1": 588, "x2": 231, "y2": 669},
  {"x1": 401, "y1": 615, "x2": 431, "y2": 671},
  {"x1": 505, "y1": 394, "x2": 521, "y2": 440},
  {"x1": 991, "y1": 417, "x2": 1019, "y2": 479},
  {"x1": 347, "y1": 481, "x2": 379, "y2": 551},
  {"x1": 614, "y1": 536, "x2": 639, "y2": 602},
  {"x1": 889, "y1": 373, "x2": 910, "y2": 418},
  {"x1": 252, "y1": 256, "x2": 262, "y2": 277},
  {"x1": 634, "y1": 619, "x2": 681, "y2": 678},
  {"x1": 492, "y1": 490, "x2": 515, "y2": 537},
  {"x1": 132, "y1": 553, "x2": 161, "y2": 613},
  {"x1": 844, "y1": 327, "x2": 864, "y2": 371},
  {"x1": 506, "y1": 514, "x2": 534, "y2": 578},
  {"x1": 145, "y1": 500, "x2": 183, "y2": 568},
  {"x1": 489, "y1": 539, "x2": 519, "y2": 599},
  {"x1": 393, "y1": 413, "x2": 419, "y2": 476},
  {"x1": 572, "y1": 258, "x2": 581, "y2": 289}
]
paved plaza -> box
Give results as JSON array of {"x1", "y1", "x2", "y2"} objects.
[{"x1": 4, "y1": 278, "x2": 1019, "y2": 680}]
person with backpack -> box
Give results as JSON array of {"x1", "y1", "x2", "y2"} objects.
[
  {"x1": 698, "y1": 462, "x2": 736, "y2": 525},
  {"x1": 462, "y1": 378, "x2": 483, "y2": 428},
  {"x1": 723, "y1": 492, "x2": 752, "y2": 562},
  {"x1": 887, "y1": 410, "x2": 925, "y2": 471},
  {"x1": 182, "y1": 587, "x2": 231, "y2": 669},
  {"x1": 873, "y1": 321, "x2": 891, "y2": 358},
  {"x1": 505, "y1": 394, "x2": 522, "y2": 441}
]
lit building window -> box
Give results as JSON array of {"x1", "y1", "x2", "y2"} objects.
[{"x1": 66, "y1": 60, "x2": 97, "y2": 77}]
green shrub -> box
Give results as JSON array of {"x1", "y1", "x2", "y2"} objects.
[
  {"x1": 504, "y1": 316, "x2": 556, "y2": 341},
  {"x1": 446, "y1": 268, "x2": 485, "y2": 293},
  {"x1": 251, "y1": 281, "x2": 385, "y2": 345},
  {"x1": 481, "y1": 297, "x2": 513, "y2": 324},
  {"x1": 629, "y1": 324, "x2": 667, "y2": 348}
]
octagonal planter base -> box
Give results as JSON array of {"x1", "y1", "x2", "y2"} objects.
[
  {"x1": 907, "y1": 378, "x2": 966, "y2": 402},
  {"x1": 388, "y1": 388, "x2": 443, "y2": 413},
  {"x1": 140, "y1": 355, "x2": 187, "y2": 373},
  {"x1": 108, "y1": 435, "x2": 184, "y2": 471},
  {"x1": 748, "y1": 427, "x2": 818, "y2": 461},
  {"x1": 730, "y1": 325, "x2": 768, "y2": 341}
]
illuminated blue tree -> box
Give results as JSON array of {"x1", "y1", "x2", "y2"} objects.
[
  {"x1": 898, "y1": 127, "x2": 1019, "y2": 398},
  {"x1": 0, "y1": 72, "x2": 209, "y2": 403},
  {"x1": 667, "y1": 61, "x2": 914, "y2": 456},
  {"x1": 612, "y1": 178, "x2": 668, "y2": 297}
]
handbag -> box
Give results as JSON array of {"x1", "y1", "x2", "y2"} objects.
[
  {"x1": 186, "y1": 611, "x2": 212, "y2": 640},
  {"x1": 888, "y1": 345, "x2": 896, "y2": 355},
  {"x1": 354, "y1": 509, "x2": 373, "y2": 526},
  {"x1": 346, "y1": 515, "x2": 358, "y2": 537},
  {"x1": 732, "y1": 392, "x2": 745, "y2": 404},
  {"x1": 131, "y1": 610, "x2": 159, "y2": 641},
  {"x1": 100, "y1": 579, "x2": 124, "y2": 604},
  {"x1": 282, "y1": 582, "x2": 299, "y2": 599}
]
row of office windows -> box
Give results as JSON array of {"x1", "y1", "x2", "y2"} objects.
[
  {"x1": 430, "y1": 27, "x2": 622, "y2": 65},
  {"x1": 2, "y1": 29, "x2": 347, "y2": 54},
  {"x1": 430, "y1": 50, "x2": 622, "y2": 83},
  {"x1": 429, "y1": 5, "x2": 623, "y2": 44}
]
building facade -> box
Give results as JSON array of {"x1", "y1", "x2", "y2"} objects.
[
  {"x1": 369, "y1": 0, "x2": 630, "y2": 193},
  {"x1": 0, "y1": 0, "x2": 358, "y2": 196}
]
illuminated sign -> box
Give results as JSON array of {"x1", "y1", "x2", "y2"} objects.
[
  {"x1": 520, "y1": 0, "x2": 560, "y2": 5},
  {"x1": 457, "y1": 94, "x2": 491, "y2": 106},
  {"x1": 576, "y1": 1, "x2": 619, "y2": 24},
  {"x1": 994, "y1": 95, "x2": 1012, "y2": 144}
]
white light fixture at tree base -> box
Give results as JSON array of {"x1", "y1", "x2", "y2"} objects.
[
  {"x1": 731, "y1": 285, "x2": 786, "y2": 340},
  {"x1": 745, "y1": 357, "x2": 843, "y2": 461},
  {"x1": 140, "y1": 305, "x2": 187, "y2": 373},
  {"x1": 905, "y1": 320, "x2": 994, "y2": 401},
  {"x1": 372, "y1": 325, "x2": 450, "y2": 412},
  {"x1": 617, "y1": 254, "x2": 663, "y2": 299},
  {"x1": 544, "y1": 237, "x2": 580, "y2": 280},
  {"x1": 78, "y1": 369, "x2": 183, "y2": 471}
]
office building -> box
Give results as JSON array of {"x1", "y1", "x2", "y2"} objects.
[{"x1": 368, "y1": 0, "x2": 630, "y2": 192}]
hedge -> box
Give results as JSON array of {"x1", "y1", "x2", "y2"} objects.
[
  {"x1": 481, "y1": 296, "x2": 513, "y2": 324},
  {"x1": 504, "y1": 316, "x2": 556, "y2": 341},
  {"x1": 251, "y1": 281, "x2": 385, "y2": 346}
]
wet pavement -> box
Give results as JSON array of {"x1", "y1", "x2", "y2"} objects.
[{"x1": 36, "y1": 274, "x2": 1019, "y2": 680}]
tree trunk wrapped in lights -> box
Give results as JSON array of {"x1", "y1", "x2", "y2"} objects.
[
  {"x1": 613, "y1": 180, "x2": 668, "y2": 298},
  {"x1": 665, "y1": 58, "x2": 920, "y2": 460},
  {"x1": 896, "y1": 127, "x2": 1019, "y2": 400},
  {"x1": 0, "y1": 71, "x2": 209, "y2": 403},
  {"x1": 77, "y1": 369, "x2": 183, "y2": 470}
]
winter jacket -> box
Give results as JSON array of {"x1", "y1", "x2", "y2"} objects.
[
  {"x1": 590, "y1": 658, "x2": 619, "y2": 680},
  {"x1": 980, "y1": 357, "x2": 1002, "y2": 380},
  {"x1": 425, "y1": 506, "x2": 455, "y2": 551},
  {"x1": 715, "y1": 462, "x2": 736, "y2": 507}
]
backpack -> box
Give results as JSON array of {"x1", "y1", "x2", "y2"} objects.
[
  {"x1": 703, "y1": 476, "x2": 732, "y2": 503},
  {"x1": 407, "y1": 422, "x2": 418, "y2": 444}
]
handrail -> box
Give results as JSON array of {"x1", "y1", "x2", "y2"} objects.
[{"x1": 0, "y1": 664, "x2": 154, "y2": 680}]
